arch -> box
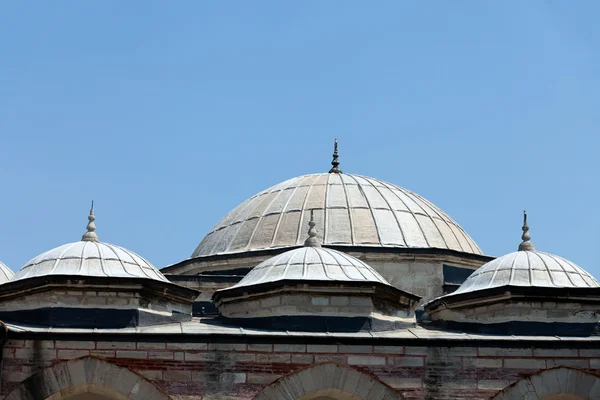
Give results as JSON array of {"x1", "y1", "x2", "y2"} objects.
[
  {"x1": 4, "y1": 356, "x2": 172, "y2": 400},
  {"x1": 253, "y1": 362, "x2": 403, "y2": 400},
  {"x1": 492, "y1": 367, "x2": 600, "y2": 400}
]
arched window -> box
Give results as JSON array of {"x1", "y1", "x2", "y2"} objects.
[
  {"x1": 492, "y1": 367, "x2": 600, "y2": 400},
  {"x1": 253, "y1": 362, "x2": 403, "y2": 400},
  {"x1": 4, "y1": 356, "x2": 171, "y2": 400}
]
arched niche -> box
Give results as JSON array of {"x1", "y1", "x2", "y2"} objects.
[
  {"x1": 492, "y1": 367, "x2": 600, "y2": 400},
  {"x1": 253, "y1": 362, "x2": 403, "y2": 400},
  {"x1": 4, "y1": 356, "x2": 172, "y2": 400}
]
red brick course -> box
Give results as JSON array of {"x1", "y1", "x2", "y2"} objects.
[{"x1": 2, "y1": 339, "x2": 599, "y2": 399}]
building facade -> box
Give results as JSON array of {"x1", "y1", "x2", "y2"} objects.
[{"x1": 1, "y1": 142, "x2": 599, "y2": 400}]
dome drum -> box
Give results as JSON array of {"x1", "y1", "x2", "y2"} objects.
[
  {"x1": 424, "y1": 215, "x2": 600, "y2": 336},
  {"x1": 0, "y1": 274, "x2": 199, "y2": 328},
  {"x1": 1, "y1": 207, "x2": 200, "y2": 329},
  {"x1": 424, "y1": 285, "x2": 600, "y2": 336},
  {"x1": 213, "y1": 280, "x2": 420, "y2": 332},
  {"x1": 212, "y1": 235, "x2": 421, "y2": 332}
]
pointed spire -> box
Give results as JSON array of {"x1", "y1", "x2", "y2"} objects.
[
  {"x1": 81, "y1": 201, "x2": 100, "y2": 242},
  {"x1": 518, "y1": 210, "x2": 535, "y2": 251},
  {"x1": 328, "y1": 138, "x2": 342, "y2": 174},
  {"x1": 304, "y1": 210, "x2": 321, "y2": 247}
]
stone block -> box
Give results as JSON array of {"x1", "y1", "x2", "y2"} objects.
[
  {"x1": 546, "y1": 359, "x2": 590, "y2": 368},
  {"x1": 405, "y1": 346, "x2": 428, "y2": 355},
  {"x1": 208, "y1": 343, "x2": 246, "y2": 351},
  {"x1": 463, "y1": 358, "x2": 503, "y2": 369},
  {"x1": 55, "y1": 341, "x2": 95, "y2": 349},
  {"x1": 292, "y1": 354, "x2": 314, "y2": 364},
  {"x1": 116, "y1": 351, "x2": 147, "y2": 359},
  {"x1": 185, "y1": 352, "x2": 216, "y2": 361},
  {"x1": 504, "y1": 358, "x2": 546, "y2": 369},
  {"x1": 307, "y1": 344, "x2": 338, "y2": 353},
  {"x1": 90, "y1": 351, "x2": 116, "y2": 358},
  {"x1": 15, "y1": 348, "x2": 57, "y2": 360},
  {"x1": 137, "y1": 342, "x2": 167, "y2": 350},
  {"x1": 380, "y1": 376, "x2": 423, "y2": 389},
  {"x1": 58, "y1": 350, "x2": 90, "y2": 360},
  {"x1": 311, "y1": 296, "x2": 329, "y2": 306},
  {"x1": 350, "y1": 297, "x2": 371, "y2": 306},
  {"x1": 163, "y1": 370, "x2": 192, "y2": 381},
  {"x1": 331, "y1": 296, "x2": 349, "y2": 306},
  {"x1": 347, "y1": 355, "x2": 386, "y2": 365},
  {"x1": 338, "y1": 345, "x2": 372, "y2": 354},
  {"x1": 393, "y1": 357, "x2": 424, "y2": 367},
  {"x1": 315, "y1": 355, "x2": 346, "y2": 363},
  {"x1": 248, "y1": 344, "x2": 273, "y2": 352},
  {"x1": 174, "y1": 352, "x2": 184, "y2": 361},
  {"x1": 478, "y1": 347, "x2": 532, "y2": 357},
  {"x1": 257, "y1": 354, "x2": 291, "y2": 363},
  {"x1": 167, "y1": 342, "x2": 208, "y2": 350},
  {"x1": 139, "y1": 370, "x2": 163, "y2": 380},
  {"x1": 533, "y1": 348, "x2": 578, "y2": 357},
  {"x1": 148, "y1": 351, "x2": 174, "y2": 360},
  {"x1": 97, "y1": 341, "x2": 136, "y2": 350},
  {"x1": 477, "y1": 380, "x2": 513, "y2": 390},
  {"x1": 219, "y1": 373, "x2": 246, "y2": 384},
  {"x1": 247, "y1": 373, "x2": 282, "y2": 385},
  {"x1": 274, "y1": 344, "x2": 305, "y2": 353},
  {"x1": 374, "y1": 346, "x2": 404, "y2": 355}
]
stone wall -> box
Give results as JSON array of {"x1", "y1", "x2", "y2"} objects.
[{"x1": 3, "y1": 337, "x2": 599, "y2": 400}]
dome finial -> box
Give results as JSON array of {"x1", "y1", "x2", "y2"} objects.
[
  {"x1": 304, "y1": 210, "x2": 321, "y2": 247},
  {"x1": 518, "y1": 210, "x2": 535, "y2": 251},
  {"x1": 328, "y1": 138, "x2": 342, "y2": 174},
  {"x1": 81, "y1": 201, "x2": 100, "y2": 242}
]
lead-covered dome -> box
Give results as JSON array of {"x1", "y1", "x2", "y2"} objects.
[
  {"x1": 453, "y1": 250, "x2": 599, "y2": 295},
  {"x1": 13, "y1": 241, "x2": 168, "y2": 283},
  {"x1": 193, "y1": 172, "x2": 482, "y2": 258},
  {"x1": 0, "y1": 261, "x2": 14, "y2": 283},
  {"x1": 228, "y1": 246, "x2": 390, "y2": 291},
  {"x1": 12, "y1": 206, "x2": 168, "y2": 283}
]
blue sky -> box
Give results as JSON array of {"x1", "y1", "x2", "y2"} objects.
[{"x1": 0, "y1": 2, "x2": 598, "y2": 278}]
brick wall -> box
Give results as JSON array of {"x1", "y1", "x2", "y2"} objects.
[{"x1": 3, "y1": 338, "x2": 599, "y2": 399}]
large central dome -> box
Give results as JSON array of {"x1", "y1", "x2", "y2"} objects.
[{"x1": 193, "y1": 172, "x2": 482, "y2": 257}]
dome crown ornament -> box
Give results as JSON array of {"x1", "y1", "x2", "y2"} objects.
[
  {"x1": 328, "y1": 138, "x2": 342, "y2": 174},
  {"x1": 81, "y1": 201, "x2": 99, "y2": 242},
  {"x1": 303, "y1": 210, "x2": 321, "y2": 247},
  {"x1": 518, "y1": 210, "x2": 536, "y2": 252}
]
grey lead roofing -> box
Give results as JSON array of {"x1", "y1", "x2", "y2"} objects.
[
  {"x1": 193, "y1": 173, "x2": 482, "y2": 257},
  {"x1": 12, "y1": 241, "x2": 169, "y2": 282},
  {"x1": 0, "y1": 261, "x2": 14, "y2": 283},
  {"x1": 220, "y1": 246, "x2": 391, "y2": 291},
  {"x1": 450, "y1": 250, "x2": 599, "y2": 296},
  {"x1": 6, "y1": 317, "x2": 600, "y2": 342}
]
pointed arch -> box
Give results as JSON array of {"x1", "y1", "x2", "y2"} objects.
[
  {"x1": 253, "y1": 362, "x2": 403, "y2": 400},
  {"x1": 492, "y1": 367, "x2": 600, "y2": 400},
  {"x1": 4, "y1": 356, "x2": 172, "y2": 400}
]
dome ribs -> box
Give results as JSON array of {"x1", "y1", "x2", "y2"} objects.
[{"x1": 192, "y1": 173, "x2": 484, "y2": 258}]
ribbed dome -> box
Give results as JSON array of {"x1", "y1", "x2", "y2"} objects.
[
  {"x1": 453, "y1": 251, "x2": 599, "y2": 295},
  {"x1": 12, "y1": 241, "x2": 169, "y2": 283},
  {"x1": 0, "y1": 261, "x2": 14, "y2": 283},
  {"x1": 193, "y1": 173, "x2": 482, "y2": 257},
  {"x1": 225, "y1": 246, "x2": 391, "y2": 291}
]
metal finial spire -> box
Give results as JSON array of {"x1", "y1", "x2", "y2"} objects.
[
  {"x1": 304, "y1": 210, "x2": 321, "y2": 247},
  {"x1": 81, "y1": 201, "x2": 99, "y2": 242},
  {"x1": 328, "y1": 138, "x2": 342, "y2": 174},
  {"x1": 518, "y1": 210, "x2": 535, "y2": 251}
]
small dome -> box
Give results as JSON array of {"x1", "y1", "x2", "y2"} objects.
[
  {"x1": 12, "y1": 241, "x2": 169, "y2": 283},
  {"x1": 193, "y1": 173, "x2": 482, "y2": 258},
  {"x1": 228, "y1": 246, "x2": 390, "y2": 291},
  {"x1": 453, "y1": 250, "x2": 599, "y2": 295},
  {"x1": 12, "y1": 205, "x2": 168, "y2": 283},
  {"x1": 0, "y1": 261, "x2": 14, "y2": 283}
]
